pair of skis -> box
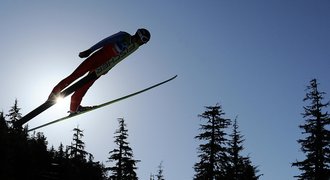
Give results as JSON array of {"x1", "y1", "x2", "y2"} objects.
[{"x1": 15, "y1": 74, "x2": 177, "y2": 132}]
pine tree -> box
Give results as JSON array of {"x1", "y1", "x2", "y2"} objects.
[
  {"x1": 292, "y1": 79, "x2": 330, "y2": 179},
  {"x1": 150, "y1": 162, "x2": 165, "y2": 180},
  {"x1": 107, "y1": 118, "x2": 139, "y2": 180},
  {"x1": 68, "y1": 126, "x2": 89, "y2": 162},
  {"x1": 55, "y1": 143, "x2": 66, "y2": 162},
  {"x1": 194, "y1": 104, "x2": 231, "y2": 180},
  {"x1": 155, "y1": 161, "x2": 165, "y2": 180},
  {"x1": 7, "y1": 99, "x2": 22, "y2": 129},
  {"x1": 227, "y1": 117, "x2": 260, "y2": 179},
  {"x1": 5, "y1": 100, "x2": 31, "y2": 179}
]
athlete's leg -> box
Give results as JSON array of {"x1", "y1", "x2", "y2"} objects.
[
  {"x1": 69, "y1": 45, "x2": 119, "y2": 111},
  {"x1": 48, "y1": 46, "x2": 114, "y2": 98},
  {"x1": 70, "y1": 76, "x2": 99, "y2": 112},
  {"x1": 49, "y1": 61, "x2": 94, "y2": 98}
]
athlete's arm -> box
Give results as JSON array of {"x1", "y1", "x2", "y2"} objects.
[{"x1": 79, "y1": 31, "x2": 128, "y2": 58}]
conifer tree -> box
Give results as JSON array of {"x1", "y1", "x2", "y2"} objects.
[
  {"x1": 194, "y1": 104, "x2": 231, "y2": 179},
  {"x1": 7, "y1": 99, "x2": 22, "y2": 129},
  {"x1": 68, "y1": 126, "x2": 89, "y2": 162},
  {"x1": 156, "y1": 161, "x2": 165, "y2": 180},
  {"x1": 151, "y1": 161, "x2": 165, "y2": 180},
  {"x1": 7, "y1": 99, "x2": 21, "y2": 121},
  {"x1": 66, "y1": 126, "x2": 106, "y2": 179},
  {"x1": 5, "y1": 100, "x2": 31, "y2": 179},
  {"x1": 107, "y1": 118, "x2": 139, "y2": 180},
  {"x1": 1, "y1": 101, "x2": 107, "y2": 179},
  {"x1": 292, "y1": 79, "x2": 330, "y2": 179},
  {"x1": 227, "y1": 117, "x2": 260, "y2": 179},
  {"x1": 55, "y1": 143, "x2": 66, "y2": 162}
]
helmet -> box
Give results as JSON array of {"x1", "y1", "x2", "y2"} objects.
[{"x1": 136, "y1": 28, "x2": 151, "y2": 43}]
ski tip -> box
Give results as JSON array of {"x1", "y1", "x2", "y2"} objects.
[
  {"x1": 165, "y1": 75, "x2": 177, "y2": 82},
  {"x1": 172, "y1": 75, "x2": 178, "y2": 79}
]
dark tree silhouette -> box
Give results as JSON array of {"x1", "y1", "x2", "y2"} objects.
[
  {"x1": 150, "y1": 161, "x2": 165, "y2": 180},
  {"x1": 7, "y1": 99, "x2": 22, "y2": 129},
  {"x1": 155, "y1": 161, "x2": 165, "y2": 180},
  {"x1": 292, "y1": 79, "x2": 330, "y2": 179},
  {"x1": 5, "y1": 100, "x2": 31, "y2": 179},
  {"x1": 107, "y1": 118, "x2": 139, "y2": 180},
  {"x1": 61, "y1": 126, "x2": 106, "y2": 180},
  {"x1": 0, "y1": 111, "x2": 9, "y2": 179},
  {"x1": 194, "y1": 104, "x2": 231, "y2": 179},
  {"x1": 227, "y1": 117, "x2": 260, "y2": 179},
  {"x1": 7, "y1": 99, "x2": 22, "y2": 121},
  {"x1": 0, "y1": 100, "x2": 107, "y2": 180},
  {"x1": 68, "y1": 126, "x2": 89, "y2": 162},
  {"x1": 54, "y1": 143, "x2": 66, "y2": 163}
]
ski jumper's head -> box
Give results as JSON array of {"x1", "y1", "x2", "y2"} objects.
[{"x1": 133, "y1": 28, "x2": 151, "y2": 45}]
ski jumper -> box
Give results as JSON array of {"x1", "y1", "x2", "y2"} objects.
[{"x1": 50, "y1": 32, "x2": 133, "y2": 112}]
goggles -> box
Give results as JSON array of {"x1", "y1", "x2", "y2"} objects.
[{"x1": 137, "y1": 30, "x2": 149, "y2": 43}]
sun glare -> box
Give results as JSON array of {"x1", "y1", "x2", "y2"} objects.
[
  {"x1": 55, "y1": 95, "x2": 65, "y2": 104},
  {"x1": 53, "y1": 95, "x2": 69, "y2": 110}
]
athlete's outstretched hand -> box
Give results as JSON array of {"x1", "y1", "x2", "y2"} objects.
[{"x1": 79, "y1": 49, "x2": 92, "y2": 58}]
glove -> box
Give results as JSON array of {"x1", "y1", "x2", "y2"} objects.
[{"x1": 79, "y1": 49, "x2": 92, "y2": 58}]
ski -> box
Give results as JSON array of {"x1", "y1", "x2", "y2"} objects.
[{"x1": 28, "y1": 75, "x2": 177, "y2": 132}]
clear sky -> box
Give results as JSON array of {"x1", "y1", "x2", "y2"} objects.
[{"x1": 0, "y1": 1, "x2": 329, "y2": 179}]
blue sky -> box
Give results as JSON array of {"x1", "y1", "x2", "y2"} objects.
[{"x1": 1, "y1": 1, "x2": 330, "y2": 179}]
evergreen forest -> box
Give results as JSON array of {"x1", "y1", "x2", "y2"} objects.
[{"x1": 1, "y1": 78, "x2": 330, "y2": 179}]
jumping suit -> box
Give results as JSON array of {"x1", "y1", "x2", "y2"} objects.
[{"x1": 50, "y1": 31, "x2": 133, "y2": 112}]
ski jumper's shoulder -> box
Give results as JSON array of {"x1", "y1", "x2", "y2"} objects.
[{"x1": 89, "y1": 31, "x2": 131, "y2": 53}]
